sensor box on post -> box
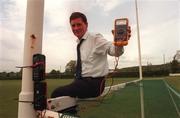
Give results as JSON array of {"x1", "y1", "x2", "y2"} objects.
[
  {"x1": 33, "y1": 54, "x2": 45, "y2": 81},
  {"x1": 34, "y1": 81, "x2": 47, "y2": 110}
]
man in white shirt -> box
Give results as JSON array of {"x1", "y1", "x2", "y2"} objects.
[{"x1": 51, "y1": 12, "x2": 131, "y2": 99}]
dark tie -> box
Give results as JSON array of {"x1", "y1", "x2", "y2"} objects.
[{"x1": 76, "y1": 39, "x2": 84, "y2": 79}]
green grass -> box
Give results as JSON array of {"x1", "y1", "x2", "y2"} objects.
[
  {"x1": 79, "y1": 79, "x2": 180, "y2": 118},
  {"x1": 0, "y1": 80, "x2": 21, "y2": 118},
  {"x1": 0, "y1": 77, "x2": 179, "y2": 118},
  {"x1": 79, "y1": 84, "x2": 141, "y2": 118},
  {"x1": 0, "y1": 78, "x2": 129, "y2": 118},
  {"x1": 164, "y1": 76, "x2": 180, "y2": 114},
  {"x1": 165, "y1": 76, "x2": 180, "y2": 92},
  {"x1": 143, "y1": 80, "x2": 179, "y2": 118},
  {"x1": 0, "y1": 79, "x2": 74, "y2": 118}
]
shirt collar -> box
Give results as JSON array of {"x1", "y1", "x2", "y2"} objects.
[{"x1": 76, "y1": 31, "x2": 89, "y2": 43}]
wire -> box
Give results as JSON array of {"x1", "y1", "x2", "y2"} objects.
[
  {"x1": 16, "y1": 61, "x2": 45, "y2": 69},
  {"x1": 98, "y1": 46, "x2": 120, "y2": 102},
  {"x1": 36, "y1": 110, "x2": 46, "y2": 118},
  {"x1": 42, "y1": 110, "x2": 46, "y2": 118}
]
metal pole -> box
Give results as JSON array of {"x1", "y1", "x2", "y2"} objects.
[
  {"x1": 163, "y1": 54, "x2": 165, "y2": 64},
  {"x1": 135, "y1": 0, "x2": 143, "y2": 80},
  {"x1": 139, "y1": 82, "x2": 145, "y2": 118},
  {"x1": 135, "y1": 0, "x2": 145, "y2": 118},
  {"x1": 60, "y1": 66, "x2": 61, "y2": 79},
  {"x1": 18, "y1": 0, "x2": 44, "y2": 118}
]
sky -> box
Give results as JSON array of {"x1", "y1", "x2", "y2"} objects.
[{"x1": 0, "y1": 0, "x2": 180, "y2": 72}]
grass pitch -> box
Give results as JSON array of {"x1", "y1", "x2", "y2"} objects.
[
  {"x1": 79, "y1": 79, "x2": 180, "y2": 118},
  {"x1": 0, "y1": 77, "x2": 179, "y2": 118}
]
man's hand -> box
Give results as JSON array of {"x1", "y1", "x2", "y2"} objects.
[{"x1": 112, "y1": 26, "x2": 131, "y2": 46}]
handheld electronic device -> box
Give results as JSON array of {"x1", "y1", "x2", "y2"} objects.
[{"x1": 114, "y1": 18, "x2": 129, "y2": 46}]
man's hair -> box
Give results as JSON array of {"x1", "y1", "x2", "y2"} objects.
[{"x1": 70, "y1": 12, "x2": 88, "y2": 24}]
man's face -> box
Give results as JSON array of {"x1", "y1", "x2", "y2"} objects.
[{"x1": 70, "y1": 18, "x2": 87, "y2": 39}]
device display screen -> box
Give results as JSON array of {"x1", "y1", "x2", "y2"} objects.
[{"x1": 114, "y1": 18, "x2": 128, "y2": 41}]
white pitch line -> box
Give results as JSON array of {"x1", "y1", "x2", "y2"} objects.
[
  {"x1": 164, "y1": 80, "x2": 180, "y2": 117},
  {"x1": 164, "y1": 81, "x2": 180, "y2": 98}
]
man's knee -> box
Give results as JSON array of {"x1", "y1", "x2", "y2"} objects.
[
  {"x1": 51, "y1": 86, "x2": 65, "y2": 98},
  {"x1": 51, "y1": 89, "x2": 59, "y2": 98}
]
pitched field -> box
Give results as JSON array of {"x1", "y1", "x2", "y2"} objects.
[
  {"x1": 79, "y1": 78, "x2": 180, "y2": 118},
  {"x1": 0, "y1": 77, "x2": 179, "y2": 118}
]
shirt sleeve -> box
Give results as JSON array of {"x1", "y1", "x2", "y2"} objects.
[{"x1": 93, "y1": 33, "x2": 124, "y2": 57}]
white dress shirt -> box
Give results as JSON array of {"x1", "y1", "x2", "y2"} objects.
[{"x1": 77, "y1": 31, "x2": 124, "y2": 77}]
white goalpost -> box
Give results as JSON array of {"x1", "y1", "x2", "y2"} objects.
[{"x1": 18, "y1": 0, "x2": 44, "y2": 118}]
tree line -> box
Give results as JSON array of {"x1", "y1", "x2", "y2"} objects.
[{"x1": 0, "y1": 59, "x2": 179, "y2": 80}]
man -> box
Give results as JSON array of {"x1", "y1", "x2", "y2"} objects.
[{"x1": 51, "y1": 12, "x2": 131, "y2": 99}]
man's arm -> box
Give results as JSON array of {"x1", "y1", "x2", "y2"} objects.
[{"x1": 93, "y1": 33, "x2": 124, "y2": 57}]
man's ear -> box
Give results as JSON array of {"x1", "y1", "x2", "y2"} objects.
[{"x1": 111, "y1": 30, "x2": 114, "y2": 35}]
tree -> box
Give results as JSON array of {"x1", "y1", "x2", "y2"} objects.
[
  {"x1": 65, "y1": 60, "x2": 76, "y2": 74},
  {"x1": 48, "y1": 69, "x2": 60, "y2": 79},
  {"x1": 50, "y1": 69, "x2": 59, "y2": 74},
  {"x1": 171, "y1": 59, "x2": 179, "y2": 73}
]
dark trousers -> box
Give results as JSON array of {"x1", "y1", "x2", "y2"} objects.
[{"x1": 51, "y1": 77, "x2": 105, "y2": 99}]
